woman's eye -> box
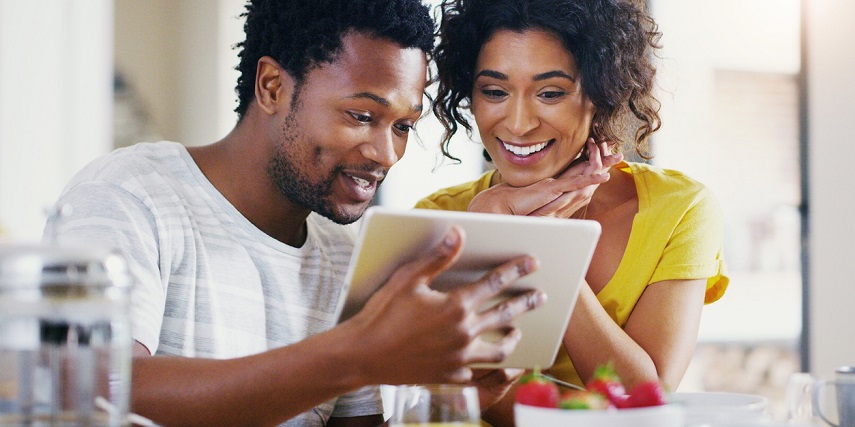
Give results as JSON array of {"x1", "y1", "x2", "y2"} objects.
[
  {"x1": 349, "y1": 112, "x2": 372, "y2": 123},
  {"x1": 539, "y1": 91, "x2": 567, "y2": 100},
  {"x1": 479, "y1": 88, "x2": 507, "y2": 99}
]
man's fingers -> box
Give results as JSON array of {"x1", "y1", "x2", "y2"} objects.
[
  {"x1": 474, "y1": 289, "x2": 546, "y2": 334},
  {"x1": 463, "y1": 327, "x2": 525, "y2": 365},
  {"x1": 448, "y1": 367, "x2": 474, "y2": 384},
  {"x1": 457, "y1": 256, "x2": 540, "y2": 305},
  {"x1": 385, "y1": 226, "x2": 465, "y2": 291},
  {"x1": 472, "y1": 368, "x2": 525, "y2": 386}
]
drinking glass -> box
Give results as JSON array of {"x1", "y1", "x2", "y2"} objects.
[{"x1": 389, "y1": 384, "x2": 480, "y2": 426}]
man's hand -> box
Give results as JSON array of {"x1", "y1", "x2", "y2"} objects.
[
  {"x1": 345, "y1": 226, "x2": 546, "y2": 386},
  {"x1": 468, "y1": 138, "x2": 623, "y2": 218}
]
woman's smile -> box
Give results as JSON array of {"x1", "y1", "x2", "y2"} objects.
[{"x1": 500, "y1": 139, "x2": 554, "y2": 157}]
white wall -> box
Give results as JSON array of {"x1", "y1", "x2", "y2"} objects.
[
  {"x1": 114, "y1": 0, "x2": 242, "y2": 147},
  {"x1": 0, "y1": 0, "x2": 113, "y2": 241},
  {"x1": 805, "y1": 0, "x2": 855, "y2": 376},
  {"x1": 651, "y1": 0, "x2": 803, "y2": 344},
  {"x1": 113, "y1": 0, "x2": 179, "y2": 141}
]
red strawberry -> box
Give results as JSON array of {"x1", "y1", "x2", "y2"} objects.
[
  {"x1": 515, "y1": 369, "x2": 560, "y2": 408},
  {"x1": 623, "y1": 380, "x2": 668, "y2": 408},
  {"x1": 585, "y1": 363, "x2": 627, "y2": 407},
  {"x1": 558, "y1": 390, "x2": 614, "y2": 410}
]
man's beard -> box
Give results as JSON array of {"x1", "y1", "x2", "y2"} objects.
[{"x1": 267, "y1": 111, "x2": 364, "y2": 225}]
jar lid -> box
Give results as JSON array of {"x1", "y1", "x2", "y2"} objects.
[
  {"x1": 0, "y1": 244, "x2": 133, "y2": 290},
  {"x1": 837, "y1": 366, "x2": 855, "y2": 375}
]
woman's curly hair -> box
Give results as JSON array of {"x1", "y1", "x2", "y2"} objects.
[
  {"x1": 234, "y1": 0, "x2": 435, "y2": 120},
  {"x1": 433, "y1": 0, "x2": 662, "y2": 161}
]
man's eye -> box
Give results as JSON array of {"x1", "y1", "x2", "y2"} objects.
[
  {"x1": 349, "y1": 112, "x2": 372, "y2": 123},
  {"x1": 394, "y1": 123, "x2": 413, "y2": 134}
]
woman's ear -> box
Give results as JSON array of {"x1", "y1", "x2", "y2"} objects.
[{"x1": 255, "y1": 56, "x2": 296, "y2": 116}]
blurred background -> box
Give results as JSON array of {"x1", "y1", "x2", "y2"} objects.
[{"x1": 0, "y1": 0, "x2": 853, "y2": 421}]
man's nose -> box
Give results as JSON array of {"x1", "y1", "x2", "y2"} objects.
[{"x1": 360, "y1": 128, "x2": 402, "y2": 169}]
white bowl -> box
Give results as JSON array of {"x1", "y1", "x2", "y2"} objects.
[
  {"x1": 671, "y1": 392, "x2": 769, "y2": 425},
  {"x1": 514, "y1": 402, "x2": 684, "y2": 427}
]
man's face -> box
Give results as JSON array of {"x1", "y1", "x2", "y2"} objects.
[{"x1": 267, "y1": 32, "x2": 427, "y2": 224}]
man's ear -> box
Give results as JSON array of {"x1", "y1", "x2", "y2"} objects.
[{"x1": 255, "y1": 56, "x2": 296, "y2": 115}]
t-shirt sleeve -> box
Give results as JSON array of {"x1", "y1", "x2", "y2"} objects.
[
  {"x1": 649, "y1": 187, "x2": 729, "y2": 304},
  {"x1": 44, "y1": 180, "x2": 167, "y2": 353},
  {"x1": 329, "y1": 385, "x2": 384, "y2": 418},
  {"x1": 414, "y1": 197, "x2": 443, "y2": 210},
  {"x1": 413, "y1": 171, "x2": 495, "y2": 212}
]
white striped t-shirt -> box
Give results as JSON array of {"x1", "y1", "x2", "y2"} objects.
[{"x1": 43, "y1": 141, "x2": 381, "y2": 426}]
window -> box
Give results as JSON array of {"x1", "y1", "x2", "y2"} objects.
[{"x1": 650, "y1": 0, "x2": 802, "y2": 420}]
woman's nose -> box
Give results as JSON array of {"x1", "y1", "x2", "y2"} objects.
[{"x1": 506, "y1": 97, "x2": 540, "y2": 136}]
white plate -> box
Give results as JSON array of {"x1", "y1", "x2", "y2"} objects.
[
  {"x1": 514, "y1": 402, "x2": 684, "y2": 427},
  {"x1": 672, "y1": 392, "x2": 769, "y2": 425}
]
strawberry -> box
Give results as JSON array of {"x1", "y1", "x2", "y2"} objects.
[
  {"x1": 585, "y1": 363, "x2": 627, "y2": 407},
  {"x1": 623, "y1": 380, "x2": 668, "y2": 408},
  {"x1": 557, "y1": 390, "x2": 613, "y2": 410},
  {"x1": 514, "y1": 369, "x2": 560, "y2": 408}
]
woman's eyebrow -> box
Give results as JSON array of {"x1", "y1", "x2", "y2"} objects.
[
  {"x1": 475, "y1": 69, "x2": 508, "y2": 80},
  {"x1": 533, "y1": 70, "x2": 576, "y2": 82},
  {"x1": 475, "y1": 69, "x2": 577, "y2": 83}
]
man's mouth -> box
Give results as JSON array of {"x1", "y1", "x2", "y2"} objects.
[
  {"x1": 502, "y1": 139, "x2": 554, "y2": 157},
  {"x1": 350, "y1": 175, "x2": 372, "y2": 188},
  {"x1": 342, "y1": 169, "x2": 385, "y2": 190}
]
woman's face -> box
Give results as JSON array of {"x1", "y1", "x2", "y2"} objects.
[{"x1": 471, "y1": 29, "x2": 595, "y2": 187}]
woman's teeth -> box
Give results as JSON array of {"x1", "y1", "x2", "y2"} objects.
[{"x1": 503, "y1": 141, "x2": 548, "y2": 157}]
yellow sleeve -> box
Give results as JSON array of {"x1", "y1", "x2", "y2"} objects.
[{"x1": 649, "y1": 186, "x2": 729, "y2": 304}]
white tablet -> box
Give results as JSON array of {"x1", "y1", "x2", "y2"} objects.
[{"x1": 335, "y1": 206, "x2": 601, "y2": 369}]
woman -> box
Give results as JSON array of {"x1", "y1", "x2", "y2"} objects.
[{"x1": 417, "y1": 0, "x2": 729, "y2": 423}]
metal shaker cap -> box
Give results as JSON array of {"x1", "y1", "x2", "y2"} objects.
[{"x1": 0, "y1": 244, "x2": 133, "y2": 292}]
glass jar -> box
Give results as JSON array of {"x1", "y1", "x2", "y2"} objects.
[{"x1": 0, "y1": 244, "x2": 133, "y2": 426}]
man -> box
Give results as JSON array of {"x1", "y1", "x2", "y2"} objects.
[{"x1": 44, "y1": 1, "x2": 545, "y2": 426}]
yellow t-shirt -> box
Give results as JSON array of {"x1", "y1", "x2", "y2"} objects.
[{"x1": 415, "y1": 161, "x2": 729, "y2": 386}]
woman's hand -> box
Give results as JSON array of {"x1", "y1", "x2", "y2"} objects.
[
  {"x1": 468, "y1": 368, "x2": 525, "y2": 411},
  {"x1": 468, "y1": 139, "x2": 623, "y2": 218}
]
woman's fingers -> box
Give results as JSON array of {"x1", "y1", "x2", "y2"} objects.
[
  {"x1": 469, "y1": 182, "x2": 565, "y2": 216},
  {"x1": 468, "y1": 139, "x2": 622, "y2": 218},
  {"x1": 586, "y1": 138, "x2": 603, "y2": 174},
  {"x1": 530, "y1": 187, "x2": 595, "y2": 217}
]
